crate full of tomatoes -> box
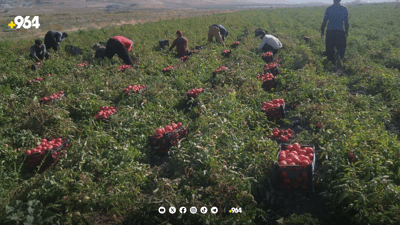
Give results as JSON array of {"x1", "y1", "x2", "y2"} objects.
[
  {"x1": 40, "y1": 91, "x2": 65, "y2": 104},
  {"x1": 275, "y1": 143, "x2": 315, "y2": 191},
  {"x1": 269, "y1": 128, "x2": 295, "y2": 142},
  {"x1": 94, "y1": 106, "x2": 117, "y2": 121},
  {"x1": 163, "y1": 65, "x2": 178, "y2": 73},
  {"x1": 257, "y1": 72, "x2": 276, "y2": 90},
  {"x1": 124, "y1": 85, "x2": 146, "y2": 95},
  {"x1": 149, "y1": 122, "x2": 189, "y2": 154},
  {"x1": 262, "y1": 51, "x2": 274, "y2": 63},
  {"x1": 180, "y1": 55, "x2": 189, "y2": 62},
  {"x1": 261, "y1": 99, "x2": 285, "y2": 120},
  {"x1": 231, "y1": 41, "x2": 239, "y2": 48},
  {"x1": 222, "y1": 50, "x2": 231, "y2": 57},
  {"x1": 23, "y1": 137, "x2": 70, "y2": 172},
  {"x1": 118, "y1": 65, "x2": 131, "y2": 71},
  {"x1": 264, "y1": 62, "x2": 279, "y2": 76},
  {"x1": 213, "y1": 66, "x2": 229, "y2": 76},
  {"x1": 187, "y1": 88, "x2": 203, "y2": 99}
]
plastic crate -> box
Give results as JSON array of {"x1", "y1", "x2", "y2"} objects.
[
  {"x1": 275, "y1": 144, "x2": 315, "y2": 191},
  {"x1": 264, "y1": 62, "x2": 280, "y2": 76},
  {"x1": 261, "y1": 103, "x2": 285, "y2": 121},
  {"x1": 261, "y1": 78, "x2": 277, "y2": 91},
  {"x1": 159, "y1": 39, "x2": 169, "y2": 49},
  {"x1": 23, "y1": 137, "x2": 70, "y2": 172},
  {"x1": 231, "y1": 41, "x2": 239, "y2": 48},
  {"x1": 222, "y1": 50, "x2": 231, "y2": 57},
  {"x1": 149, "y1": 127, "x2": 189, "y2": 154},
  {"x1": 262, "y1": 51, "x2": 274, "y2": 63}
]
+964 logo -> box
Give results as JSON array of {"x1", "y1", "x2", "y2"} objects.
[{"x1": 8, "y1": 16, "x2": 40, "y2": 29}]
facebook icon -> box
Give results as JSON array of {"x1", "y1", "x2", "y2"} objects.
[{"x1": 179, "y1": 207, "x2": 187, "y2": 214}]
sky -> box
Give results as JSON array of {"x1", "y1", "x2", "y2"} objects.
[{"x1": 248, "y1": 0, "x2": 397, "y2": 4}]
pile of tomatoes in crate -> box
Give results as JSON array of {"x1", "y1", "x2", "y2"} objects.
[
  {"x1": 261, "y1": 99, "x2": 285, "y2": 120},
  {"x1": 40, "y1": 91, "x2": 64, "y2": 103},
  {"x1": 264, "y1": 62, "x2": 279, "y2": 76},
  {"x1": 180, "y1": 56, "x2": 189, "y2": 61},
  {"x1": 124, "y1": 85, "x2": 146, "y2": 94},
  {"x1": 256, "y1": 72, "x2": 274, "y2": 82},
  {"x1": 75, "y1": 61, "x2": 88, "y2": 67},
  {"x1": 150, "y1": 122, "x2": 189, "y2": 153},
  {"x1": 187, "y1": 88, "x2": 203, "y2": 99},
  {"x1": 269, "y1": 128, "x2": 295, "y2": 142},
  {"x1": 222, "y1": 49, "x2": 231, "y2": 56},
  {"x1": 163, "y1": 65, "x2": 178, "y2": 73},
  {"x1": 263, "y1": 51, "x2": 273, "y2": 57},
  {"x1": 23, "y1": 137, "x2": 70, "y2": 171},
  {"x1": 231, "y1": 41, "x2": 239, "y2": 47},
  {"x1": 261, "y1": 99, "x2": 284, "y2": 111},
  {"x1": 214, "y1": 66, "x2": 229, "y2": 74},
  {"x1": 94, "y1": 106, "x2": 117, "y2": 120},
  {"x1": 278, "y1": 143, "x2": 314, "y2": 168},
  {"x1": 262, "y1": 51, "x2": 274, "y2": 63},
  {"x1": 118, "y1": 65, "x2": 131, "y2": 71}
]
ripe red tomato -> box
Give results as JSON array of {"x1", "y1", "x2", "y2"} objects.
[
  {"x1": 279, "y1": 160, "x2": 287, "y2": 165},
  {"x1": 25, "y1": 150, "x2": 31, "y2": 155},
  {"x1": 293, "y1": 143, "x2": 301, "y2": 151}
]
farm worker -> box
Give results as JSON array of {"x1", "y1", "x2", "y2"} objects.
[
  {"x1": 169, "y1": 30, "x2": 191, "y2": 58},
  {"x1": 256, "y1": 31, "x2": 282, "y2": 55},
  {"x1": 44, "y1": 30, "x2": 68, "y2": 52},
  {"x1": 320, "y1": 0, "x2": 349, "y2": 69},
  {"x1": 104, "y1": 36, "x2": 134, "y2": 66},
  {"x1": 92, "y1": 43, "x2": 106, "y2": 59},
  {"x1": 208, "y1": 24, "x2": 228, "y2": 45},
  {"x1": 29, "y1": 39, "x2": 49, "y2": 62}
]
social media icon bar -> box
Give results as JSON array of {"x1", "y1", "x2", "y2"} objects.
[
  {"x1": 159, "y1": 206, "x2": 166, "y2": 214},
  {"x1": 169, "y1": 206, "x2": 176, "y2": 214},
  {"x1": 190, "y1": 206, "x2": 197, "y2": 214},
  {"x1": 180, "y1": 207, "x2": 187, "y2": 214},
  {"x1": 211, "y1": 207, "x2": 218, "y2": 214}
]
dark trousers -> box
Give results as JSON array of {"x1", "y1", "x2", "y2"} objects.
[
  {"x1": 104, "y1": 38, "x2": 133, "y2": 66},
  {"x1": 44, "y1": 31, "x2": 59, "y2": 52},
  {"x1": 262, "y1": 43, "x2": 279, "y2": 55},
  {"x1": 176, "y1": 50, "x2": 191, "y2": 58},
  {"x1": 325, "y1": 30, "x2": 346, "y2": 62}
]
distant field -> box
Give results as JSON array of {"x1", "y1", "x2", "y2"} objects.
[
  {"x1": 1, "y1": 3, "x2": 400, "y2": 225},
  {"x1": 0, "y1": 9, "x2": 238, "y2": 41}
]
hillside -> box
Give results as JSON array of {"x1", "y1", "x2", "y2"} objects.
[{"x1": 1, "y1": 3, "x2": 400, "y2": 225}]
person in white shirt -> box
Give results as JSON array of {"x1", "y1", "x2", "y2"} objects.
[{"x1": 256, "y1": 31, "x2": 282, "y2": 55}]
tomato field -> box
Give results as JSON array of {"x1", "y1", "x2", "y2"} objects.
[{"x1": 1, "y1": 3, "x2": 400, "y2": 225}]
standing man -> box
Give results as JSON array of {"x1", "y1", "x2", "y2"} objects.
[
  {"x1": 208, "y1": 24, "x2": 228, "y2": 46},
  {"x1": 104, "y1": 36, "x2": 134, "y2": 66},
  {"x1": 29, "y1": 39, "x2": 49, "y2": 62},
  {"x1": 256, "y1": 31, "x2": 282, "y2": 55},
  {"x1": 44, "y1": 31, "x2": 68, "y2": 52},
  {"x1": 321, "y1": 0, "x2": 349, "y2": 69},
  {"x1": 169, "y1": 30, "x2": 190, "y2": 58}
]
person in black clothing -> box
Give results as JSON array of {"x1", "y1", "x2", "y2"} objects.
[
  {"x1": 29, "y1": 39, "x2": 49, "y2": 62},
  {"x1": 321, "y1": 0, "x2": 349, "y2": 69},
  {"x1": 44, "y1": 31, "x2": 68, "y2": 52}
]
